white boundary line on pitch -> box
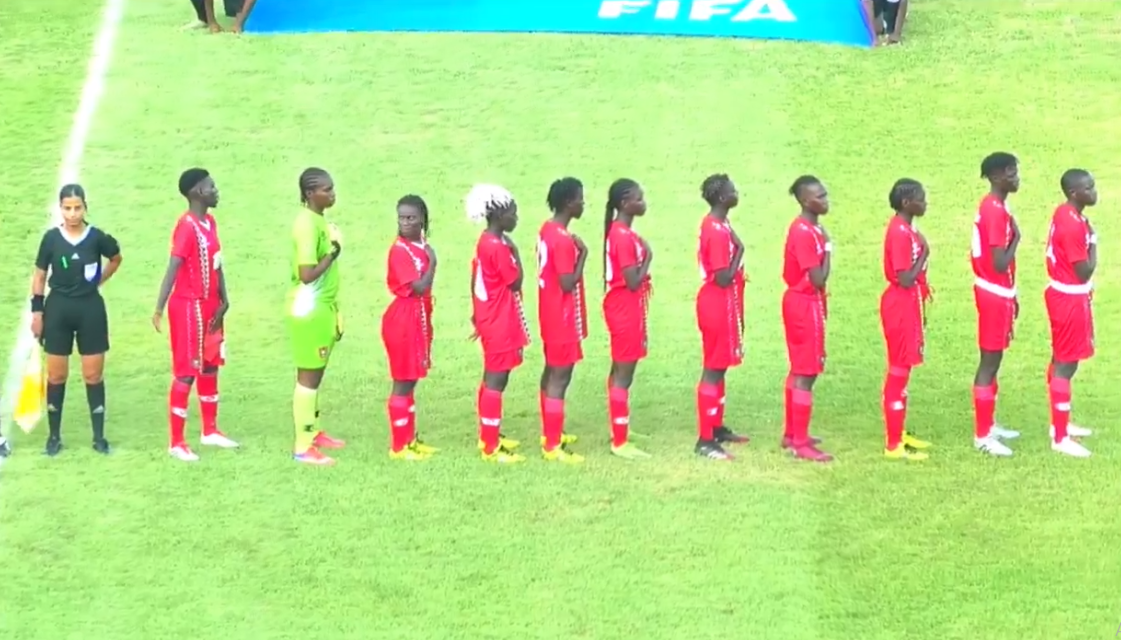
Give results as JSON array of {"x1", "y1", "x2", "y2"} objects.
[{"x1": 0, "y1": 0, "x2": 127, "y2": 465}]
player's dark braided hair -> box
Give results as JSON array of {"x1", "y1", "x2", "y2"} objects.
[
  {"x1": 701, "y1": 174, "x2": 731, "y2": 206},
  {"x1": 788, "y1": 175, "x2": 821, "y2": 199},
  {"x1": 979, "y1": 152, "x2": 1017, "y2": 179},
  {"x1": 398, "y1": 194, "x2": 430, "y2": 237},
  {"x1": 1060, "y1": 168, "x2": 1090, "y2": 195},
  {"x1": 299, "y1": 167, "x2": 331, "y2": 204},
  {"x1": 58, "y1": 183, "x2": 87, "y2": 206},
  {"x1": 889, "y1": 178, "x2": 923, "y2": 211},
  {"x1": 547, "y1": 177, "x2": 583, "y2": 215},
  {"x1": 603, "y1": 178, "x2": 639, "y2": 290}
]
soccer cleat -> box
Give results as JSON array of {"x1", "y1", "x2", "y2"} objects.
[
  {"x1": 44, "y1": 438, "x2": 63, "y2": 457},
  {"x1": 884, "y1": 445, "x2": 928, "y2": 461},
  {"x1": 542, "y1": 445, "x2": 584, "y2": 464},
  {"x1": 294, "y1": 447, "x2": 335, "y2": 465},
  {"x1": 1051, "y1": 424, "x2": 1092, "y2": 439},
  {"x1": 902, "y1": 431, "x2": 932, "y2": 450},
  {"x1": 410, "y1": 439, "x2": 438, "y2": 455},
  {"x1": 990, "y1": 424, "x2": 1020, "y2": 440},
  {"x1": 313, "y1": 432, "x2": 346, "y2": 449},
  {"x1": 201, "y1": 431, "x2": 240, "y2": 449},
  {"x1": 168, "y1": 443, "x2": 199, "y2": 462},
  {"x1": 974, "y1": 436, "x2": 1013, "y2": 457},
  {"x1": 92, "y1": 438, "x2": 111, "y2": 455},
  {"x1": 539, "y1": 433, "x2": 579, "y2": 448},
  {"x1": 781, "y1": 435, "x2": 822, "y2": 450},
  {"x1": 389, "y1": 443, "x2": 431, "y2": 461},
  {"x1": 0, "y1": 437, "x2": 10, "y2": 458},
  {"x1": 695, "y1": 439, "x2": 733, "y2": 460},
  {"x1": 792, "y1": 443, "x2": 833, "y2": 463},
  {"x1": 611, "y1": 442, "x2": 651, "y2": 460},
  {"x1": 478, "y1": 433, "x2": 521, "y2": 451},
  {"x1": 482, "y1": 446, "x2": 526, "y2": 464},
  {"x1": 1052, "y1": 437, "x2": 1091, "y2": 458},
  {"x1": 714, "y1": 426, "x2": 750, "y2": 444}
]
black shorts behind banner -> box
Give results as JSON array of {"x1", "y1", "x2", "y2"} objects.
[
  {"x1": 43, "y1": 293, "x2": 110, "y2": 356},
  {"x1": 190, "y1": 0, "x2": 244, "y2": 21},
  {"x1": 872, "y1": 0, "x2": 901, "y2": 33}
]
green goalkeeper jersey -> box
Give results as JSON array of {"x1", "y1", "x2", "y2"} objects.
[{"x1": 288, "y1": 208, "x2": 339, "y2": 318}]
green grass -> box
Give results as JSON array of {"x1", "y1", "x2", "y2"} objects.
[{"x1": 2, "y1": 1, "x2": 1121, "y2": 638}]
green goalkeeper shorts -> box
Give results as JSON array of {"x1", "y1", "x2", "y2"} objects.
[{"x1": 287, "y1": 309, "x2": 337, "y2": 370}]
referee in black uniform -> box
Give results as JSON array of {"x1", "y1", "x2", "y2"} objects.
[{"x1": 30, "y1": 184, "x2": 123, "y2": 456}]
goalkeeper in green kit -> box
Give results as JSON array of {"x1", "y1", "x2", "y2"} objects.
[{"x1": 289, "y1": 167, "x2": 346, "y2": 465}]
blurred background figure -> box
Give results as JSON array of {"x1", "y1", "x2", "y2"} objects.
[
  {"x1": 870, "y1": 0, "x2": 909, "y2": 45},
  {"x1": 186, "y1": 0, "x2": 255, "y2": 33}
]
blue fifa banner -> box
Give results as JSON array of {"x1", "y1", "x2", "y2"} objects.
[{"x1": 247, "y1": 0, "x2": 875, "y2": 48}]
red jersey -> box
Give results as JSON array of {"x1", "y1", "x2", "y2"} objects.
[
  {"x1": 1046, "y1": 203, "x2": 1092, "y2": 288},
  {"x1": 170, "y1": 212, "x2": 221, "y2": 301},
  {"x1": 697, "y1": 215, "x2": 744, "y2": 289},
  {"x1": 385, "y1": 239, "x2": 434, "y2": 313},
  {"x1": 971, "y1": 195, "x2": 1015, "y2": 288},
  {"x1": 783, "y1": 217, "x2": 827, "y2": 295},
  {"x1": 536, "y1": 220, "x2": 588, "y2": 344},
  {"x1": 605, "y1": 221, "x2": 650, "y2": 292},
  {"x1": 883, "y1": 216, "x2": 928, "y2": 292},
  {"x1": 471, "y1": 233, "x2": 529, "y2": 352}
]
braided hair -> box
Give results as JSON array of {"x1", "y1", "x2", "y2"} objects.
[
  {"x1": 299, "y1": 167, "x2": 331, "y2": 204},
  {"x1": 889, "y1": 178, "x2": 924, "y2": 211},
  {"x1": 547, "y1": 177, "x2": 583, "y2": 214}
]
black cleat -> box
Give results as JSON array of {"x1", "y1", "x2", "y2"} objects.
[
  {"x1": 695, "y1": 438, "x2": 733, "y2": 460},
  {"x1": 713, "y1": 426, "x2": 750, "y2": 444},
  {"x1": 0, "y1": 438, "x2": 11, "y2": 458},
  {"x1": 92, "y1": 438, "x2": 111, "y2": 455},
  {"x1": 44, "y1": 437, "x2": 62, "y2": 457}
]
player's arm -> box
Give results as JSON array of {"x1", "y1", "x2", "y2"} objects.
[
  {"x1": 296, "y1": 221, "x2": 338, "y2": 284},
  {"x1": 231, "y1": 0, "x2": 257, "y2": 32},
  {"x1": 616, "y1": 235, "x2": 649, "y2": 292},
  {"x1": 505, "y1": 237, "x2": 524, "y2": 292},
  {"x1": 155, "y1": 223, "x2": 194, "y2": 319},
  {"x1": 30, "y1": 232, "x2": 51, "y2": 337},
  {"x1": 1059, "y1": 220, "x2": 1096, "y2": 283},
  {"x1": 97, "y1": 230, "x2": 122, "y2": 286},
  {"x1": 703, "y1": 227, "x2": 737, "y2": 288},
  {"x1": 799, "y1": 229, "x2": 830, "y2": 290},
  {"x1": 888, "y1": 0, "x2": 909, "y2": 43},
  {"x1": 890, "y1": 230, "x2": 928, "y2": 288},
  {"x1": 986, "y1": 209, "x2": 1018, "y2": 274},
  {"x1": 555, "y1": 236, "x2": 583, "y2": 293}
]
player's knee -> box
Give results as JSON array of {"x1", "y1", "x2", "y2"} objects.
[
  {"x1": 176, "y1": 375, "x2": 196, "y2": 386},
  {"x1": 46, "y1": 372, "x2": 68, "y2": 385}
]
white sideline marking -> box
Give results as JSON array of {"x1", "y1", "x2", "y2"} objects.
[{"x1": 0, "y1": 0, "x2": 127, "y2": 463}]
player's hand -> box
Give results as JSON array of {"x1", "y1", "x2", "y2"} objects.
[
  {"x1": 151, "y1": 311, "x2": 162, "y2": 333},
  {"x1": 335, "y1": 311, "x2": 344, "y2": 342},
  {"x1": 730, "y1": 228, "x2": 744, "y2": 250},
  {"x1": 573, "y1": 234, "x2": 587, "y2": 255},
  {"x1": 30, "y1": 313, "x2": 42, "y2": 339},
  {"x1": 209, "y1": 304, "x2": 228, "y2": 333},
  {"x1": 1013, "y1": 299, "x2": 1020, "y2": 320},
  {"x1": 425, "y1": 243, "x2": 437, "y2": 264}
]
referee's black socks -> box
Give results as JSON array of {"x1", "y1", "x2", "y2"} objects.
[
  {"x1": 87, "y1": 382, "x2": 106, "y2": 442},
  {"x1": 46, "y1": 382, "x2": 66, "y2": 440}
]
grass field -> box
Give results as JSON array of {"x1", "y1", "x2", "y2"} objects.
[{"x1": 2, "y1": 1, "x2": 1121, "y2": 638}]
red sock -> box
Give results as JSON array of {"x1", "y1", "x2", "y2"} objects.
[
  {"x1": 543, "y1": 397, "x2": 565, "y2": 449},
  {"x1": 169, "y1": 380, "x2": 192, "y2": 446},
  {"x1": 388, "y1": 395, "x2": 411, "y2": 452},
  {"x1": 608, "y1": 385, "x2": 629, "y2": 447},
  {"x1": 783, "y1": 375, "x2": 794, "y2": 438},
  {"x1": 478, "y1": 387, "x2": 503, "y2": 454},
  {"x1": 972, "y1": 385, "x2": 995, "y2": 438},
  {"x1": 715, "y1": 379, "x2": 726, "y2": 427},
  {"x1": 1049, "y1": 376, "x2": 1071, "y2": 443},
  {"x1": 406, "y1": 390, "x2": 417, "y2": 443},
  {"x1": 696, "y1": 383, "x2": 719, "y2": 441},
  {"x1": 791, "y1": 388, "x2": 813, "y2": 444},
  {"x1": 883, "y1": 365, "x2": 911, "y2": 449},
  {"x1": 196, "y1": 373, "x2": 219, "y2": 436}
]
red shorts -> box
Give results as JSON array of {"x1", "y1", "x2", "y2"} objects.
[
  {"x1": 1046, "y1": 288, "x2": 1094, "y2": 363},
  {"x1": 168, "y1": 296, "x2": 224, "y2": 378},
  {"x1": 543, "y1": 341, "x2": 583, "y2": 368},
  {"x1": 381, "y1": 302, "x2": 431, "y2": 381},
  {"x1": 880, "y1": 288, "x2": 924, "y2": 367},
  {"x1": 696, "y1": 293, "x2": 743, "y2": 371},
  {"x1": 605, "y1": 310, "x2": 647, "y2": 364},
  {"x1": 383, "y1": 342, "x2": 430, "y2": 381},
  {"x1": 483, "y1": 348, "x2": 524, "y2": 373},
  {"x1": 975, "y1": 286, "x2": 1016, "y2": 352},
  {"x1": 782, "y1": 290, "x2": 826, "y2": 376}
]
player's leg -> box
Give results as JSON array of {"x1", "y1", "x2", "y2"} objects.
[
  {"x1": 1047, "y1": 292, "x2": 1093, "y2": 457},
  {"x1": 75, "y1": 295, "x2": 110, "y2": 453},
  {"x1": 478, "y1": 350, "x2": 525, "y2": 464},
  {"x1": 166, "y1": 297, "x2": 201, "y2": 461},
  {"x1": 196, "y1": 306, "x2": 236, "y2": 448},
  {"x1": 784, "y1": 295, "x2": 831, "y2": 462},
  {"x1": 880, "y1": 300, "x2": 927, "y2": 460},
  {"x1": 41, "y1": 295, "x2": 75, "y2": 456},
  {"x1": 973, "y1": 291, "x2": 1018, "y2": 451},
  {"x1": 541, "y1": 343, "x2": 583, "y2": 463},
  {"x1": 607, "y1": 352, "x2": 650, "y2": 460},
  {"x1": 387, "y1": 379, "x2": 425, "y2": 460},
  {"x1": 711, "y1": 316, "x2": 748, "y2": 446},
  {"x1": 290, "y1": 311, "x2": 338, "y2": 464}
]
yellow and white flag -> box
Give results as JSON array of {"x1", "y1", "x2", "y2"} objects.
[{"x1": 14, "y1": 343, "x2": 45, "y2": 433}]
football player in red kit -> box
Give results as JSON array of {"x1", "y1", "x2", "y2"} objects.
[
  {"x1": 602, "y1": 178, "x2": 652, "y2": 460},
  {"x1": 694, "y1": 174, "x2": 751, "y2": 461},
  {"x1": 781, "y1": 175, "x2": 833, "y2": 463},
  {"x1": 971, "y1": 152, "x2": 1022, "y2": 457},
  {"x1": 381, "y1": 195, "x2": 438, "y2": 461},
  {"x1": 152, "y1": 168, "x2": 238, "y2": 462},
  {"x1": 467, "y1": 184, "x2": 529, "y2": 464},
  {"x1": 537, "y1": 177, "x2": 588, "y2": 464},
  {"x1": 879, "y1": 179, "x2": 934, "y2": 461},
  {"x1": 1044, "y1": 169, "x2": 1098, "y2": 458}
]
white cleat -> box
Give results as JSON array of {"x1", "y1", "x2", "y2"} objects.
[
  {"x1": 168, "y1": 444, "x2": 200, "y2": 462},
  {"x1": 975, "y1": 436, "x2": 1013, "y2": 457},
  {"x1": 990, "y1": 424, "x2": 1020, "y2": 440},
  {"x1": 1051, "y1": 437, "x2": 1091, "y2": 458},
  {"x1": 1050, "y1": 424, "x2": 1092, "y2": 439},
  {"x1": 200, "y1": 432, "x2": 240, "y2": 449}
]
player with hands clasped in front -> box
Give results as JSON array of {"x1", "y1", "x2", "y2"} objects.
[
  {"x1": 1043, "y1": 169, "x2": 1099, "y2": 458},
  {"x1": 879, "y1": 179, "x2": 934, "y2": 461}
]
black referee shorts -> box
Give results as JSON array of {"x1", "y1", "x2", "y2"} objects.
[
  {"x1": 872, "y1": 0, "x2": 901, "y2": 33},
  {"x1": 43, "y1": 293, "x2": 110, "y2": 357}
]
